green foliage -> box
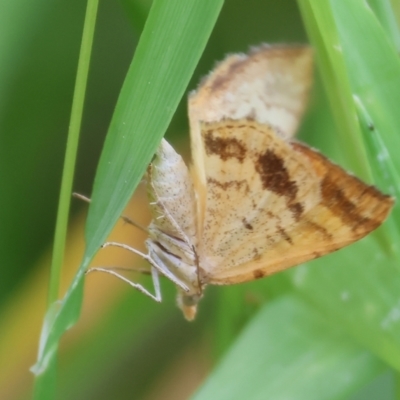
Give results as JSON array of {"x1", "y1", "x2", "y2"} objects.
[
  {"x1": 31, "y1": 0, "x2": 224, "y2": 396},
  {"x1": 193, "y1": 295, "x2": 385, "y2": 400},
  {"x1": 197, "y1": 1, "x2": 400, "y2": 398},
  {"x1": 1, "y1": 0, "x2": 399, "y2": 399}
]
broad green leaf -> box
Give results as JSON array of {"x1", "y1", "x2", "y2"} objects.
[
  {"x1": 289, "y1": 238, "x2": 400, "y2": 368},
  {"x1": 193, "y1": 295, "x2": 384, "y2": 400}
]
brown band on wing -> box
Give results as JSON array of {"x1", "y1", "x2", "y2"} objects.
[
  {"x1": 255, "y1": 149, "x2": 298, "y2": 200},
  {"x1": 292, "y1": 142, "x2": 394, "y2": 235},
  {"x1": 255, "y1": 148, "x2": 305, "y2": 221},
  {"x1": 321, "y1": 175, "x2": 375, "y2": 233},
  {"x1": 206, "y1": 177, "x2": 250, "y2": 193},
  {"x1": 204, "y1": 129, "x2": 246, "y2": 162},
  {"x1": 288, "y1": 202, "x2": 304, "y2": 221}
]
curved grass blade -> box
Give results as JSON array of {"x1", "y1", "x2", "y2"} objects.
[
  {"x1": 32, "y1": 0, "x2": 224, "y2": 384},
  {"x1": 368, "y1": 0, "x2": 400, "y2": 51},
  {"x1": 297, "y1": 0, "x2": 373, "y2": 181},
  {"x1": 33, "y1": 0, "x2": 100, "y2": 398},
  {"x1": 295, "y1": 0, "x2": 400, "y2": 371},
  {"x1": 330, "y1": 0, "x2": 400, "y2": 240}
]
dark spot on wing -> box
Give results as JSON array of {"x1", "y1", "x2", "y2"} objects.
[
  {"x1": 242, "y1": 218, "x2": 253, "y2": 230},
  {"x1": 253, "y1": 269, "x2": 264, "y2": 279},
  {"x1": 277, "y1": 226, "x2": 293, "y2": 245},
  {"x1": 255, "y1": 150, "x2": 298, "y2": 201},
  {"x1": 204, "y1": 131, "x2": 246, "y2": 162},
  {"x1": 207, "y1": 177, "x2": 250, "y2": 193},
  {"x1": 288, "y1": 202, "x2": 304, "y2": 221},
  {"x1": 312, "y1": 251, "x2": 323, "y2": 259}
]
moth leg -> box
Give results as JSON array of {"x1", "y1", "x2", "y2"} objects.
[
  {"x1": 87, "y1": 265, "x2": 152, "y2": 275},
  {"x1": 192, "y1": 244, "x2": 203, "y2": 295},
  {"x1": 72, "y1": 193, "x2": 148, "y2": 233},
  {"x1": 87, "y1": 265, "x2": 162, "y2": 302},
  {"x1": 100, "y1": 241, "x2": 190, "y2": 292}
]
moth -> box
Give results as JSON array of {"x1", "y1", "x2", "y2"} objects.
[{"x1": 91, "y1": 45, "x2": 394, "y2": 320}]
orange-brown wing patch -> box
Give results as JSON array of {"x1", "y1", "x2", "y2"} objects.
[
  {"x1": 295, "y1": 143, "x2": 393, "y2": 236},
  {"x1": 197, "y1": 121, "x2": 393, "y2": 285},
  {"x1": 197, "y1": 119, "x2": 320, "y2": 276}
]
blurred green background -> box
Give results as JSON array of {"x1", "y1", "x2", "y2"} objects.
[{"x1": 1, "y1": 0, "x2": 400, "y2": 399}]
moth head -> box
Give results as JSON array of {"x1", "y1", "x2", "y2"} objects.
[{"x1": 176, "y1": 291, "x2": 202, "y2": 321}]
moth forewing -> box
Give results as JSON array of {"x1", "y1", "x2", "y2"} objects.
[
  {"x1": 195, "y1": 119, "x2": 320, "y2": 271},
  {"x1": 197, "y1": 121, "x2": 394, "y2": 285}
]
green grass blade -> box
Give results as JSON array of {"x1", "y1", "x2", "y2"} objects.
[
  {"x1": 354, "y1": 97, "x2": 400, "y2": 254},
  {"x1": 330, "y1": 0, "x2": 400, "y2": 238},
  {"x1": 293, "y1": 0, "x2": 400, "y2": 371},
  {"x1": 85, "y1": 0, "x2": 222, "y2": 257},
  {"x1": 297, "y1": 0, "x2": 372, "y2": 181},
  {"x1": 33, "y1": 0, "x2": 99, "y2": 398},
  {"x1": 32, "y1": 0, "x2": 223, "y2": 388},
  {"x1": 192, "y1": 296, "x2": 385, "y2": 400},
  {"x1": 47, "y1": 0, "x2": 99, "y2": 307},
  {"x1": 368, "y1": 0, "x2": 400, "y2": 51},
  {"x1": 354, "y1": 97, "x2": 400, "y2": 202}
]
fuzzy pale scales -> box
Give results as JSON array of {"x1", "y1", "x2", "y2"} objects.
[{"x1": 133, "y1": 45, "x2": 393, "y2": 320}]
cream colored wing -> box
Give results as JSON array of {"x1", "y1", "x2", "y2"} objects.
[
  {"x1": 189, "y1": 45, "x2": 313, "y2": 224},
  {"x1": 196, "y1": 120, "x2": 393, "y2": 285},
  {"x1": 147, "y1": 139, "x2": 197, "y2": 248}
]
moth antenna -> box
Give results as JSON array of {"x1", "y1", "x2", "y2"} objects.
[
  {"x1": 121, "y1": 215, "x2": 148, "y2": 233},
  {"x1": 73, "y1": 192, "x2": 91, "y2": 203},
  {"x1": 73, "y1": 192, "x2": 148, "y2": 233}
]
